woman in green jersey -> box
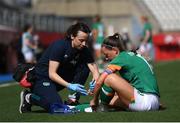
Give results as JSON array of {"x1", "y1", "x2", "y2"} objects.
[{"x1": 90, "y1": 33, "x2": 160, "y2": 111}]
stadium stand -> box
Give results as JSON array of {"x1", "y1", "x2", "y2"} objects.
[
  {"x1": 0, "y1": 0, "x2": 92, "y2": 33},
  {"x1": 0, "y1": 0, "x2": 180, "y2": 80},
  {"x1": 143, "y1": 0, "x2": 180, "y2": 31}
]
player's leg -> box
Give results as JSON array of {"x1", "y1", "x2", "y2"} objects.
[
  {"x1": 109, "y1": 93, "x2": 127, "y2": 110},
  {"x1": 97, "y1": 75, "x2": 132, "y2": 111},
  {"x1": 138, "y1": 43, "x2": 150, "y2": 61},
  {"x1": 104, "y1": 73, "x2": 160, "y2": 111},
  {"x1": 73, "y1": 84, "x2": 115, "y2": 113},
  {"x1": 103, "y1": 73, "x2": 134, "y2": 108},
  {"x1": 23, "y1": 51, "x2": 35, "y2": 63},
  {"x1": 99, "y1": 83, "x2": 115, "y2": 105},
  {"x1": 147, "y1": 42, "x2": 154, "y2": 61},
  {"x1": 73, "y1": 75, "x2": 132, "y2": 112}
]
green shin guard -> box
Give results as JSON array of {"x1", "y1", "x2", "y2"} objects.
[{"x1": 100, "y1": 84, "x2": 115, "y2": 104}]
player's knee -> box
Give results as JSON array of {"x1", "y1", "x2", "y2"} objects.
[{"x1": 104, "y1": 73, "x2": 117, "y2": 85}]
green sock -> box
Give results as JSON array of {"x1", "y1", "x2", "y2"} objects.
[
  {"x1": 100, "y1": 84, "x2": 115, "y2": 104},
  {"x1": 75, "y1": 103, "x2": 90, "y2": 112}
]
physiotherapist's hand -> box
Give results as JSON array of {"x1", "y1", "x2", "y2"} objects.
[
  {"x1": 67, "y1": 83, "x2": 88, "y2": 96},
  {"x1": 89, "y1": 80, "x2": 96, "y2": 92}
]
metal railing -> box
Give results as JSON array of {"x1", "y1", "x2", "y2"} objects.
[{"x1": 0, "y1": 6, "x2": 92, "y2": 32}]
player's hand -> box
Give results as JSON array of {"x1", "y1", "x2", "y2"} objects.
[
  {"x1": 67, "y1": 83, "x2": 88, "y2": 96},
  {"x1": 90, "y1": 98, "x2": 99, "y2": 112}
]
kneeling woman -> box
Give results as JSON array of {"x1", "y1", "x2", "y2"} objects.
[{"x1": 90, "y1": 33, "x2": 160, "y2": 111}]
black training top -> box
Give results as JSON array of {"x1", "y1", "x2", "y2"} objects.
[{"x1": 35, "y1": 39, "x2": 94, "y2": 82}]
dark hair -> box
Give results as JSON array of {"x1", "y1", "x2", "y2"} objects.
[
  {"x1": 141, "y1": 16, "x2": 149, "y2": 22},
  {"x1": 102, "y1": 33, "x2": 126, "y2": 51},
  {"x1": 65, "y1": 22, "x2": 91, "y2": 40},
  {"x1": 23, "y1": 24, "x2": 32, "y2": 32},
  {"x1": 95, "y1": 15, "x2": 101, "y2": 22}
]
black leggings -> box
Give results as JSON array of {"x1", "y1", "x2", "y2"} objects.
[{"x1": 30, "y1": 64, "x2": 90, "y2": 112}]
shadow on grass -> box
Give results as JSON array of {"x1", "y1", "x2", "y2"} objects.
[{"x1": 31, "y1": 110, "x2": 47, "y2": 113}]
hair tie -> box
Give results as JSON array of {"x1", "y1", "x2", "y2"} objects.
[{"x1": 115, "y1": 35, "x2": 119, "y2": 39}]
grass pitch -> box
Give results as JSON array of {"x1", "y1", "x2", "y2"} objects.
[{"x1": 0, "y1": 60, "x2": 180, "y2": 122}]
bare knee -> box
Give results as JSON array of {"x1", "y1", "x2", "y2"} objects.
[
  {"x1": 104, "y1": 73, "x2": 119, "y2": 86},
  {"x1": 103, "y1": 73, "x2": 134, "y2": 106}
]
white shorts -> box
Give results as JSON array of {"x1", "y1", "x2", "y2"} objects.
[
  {"x1": 128, "y1": 88, "x2": 159, "y2": 111},
  {"x1": 138, "y1": 43, "x2": 152, "y2": 54},
  {"x1": 23, "y1": 51, "x2": 35, "y2": 62}
]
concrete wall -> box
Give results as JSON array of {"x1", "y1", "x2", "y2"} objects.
[
  {"x1": 31, "y1": 0, "x2": 133, "y2": 16},
  {"x1": 30, "y1": 0, "x2": 160, "y2": 45}
]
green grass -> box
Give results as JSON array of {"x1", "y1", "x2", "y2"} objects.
[{"x1": 0, "y1": 60, "x2": 180, "y2": 122}]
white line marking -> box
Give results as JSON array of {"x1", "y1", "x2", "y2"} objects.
[{"x1": 0, "y1": 82, "x2": 18, "y2": 88}]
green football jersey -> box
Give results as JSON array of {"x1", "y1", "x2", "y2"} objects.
[
  {"x1": 92, "y1": 22, "x2": 104, "y2": 44},
  {"x1": 143, "y1": 22, "x2": 153, "y2": 43},
  {"x1": 108, "y1": 51, "x2": 160, "y2": 96}
]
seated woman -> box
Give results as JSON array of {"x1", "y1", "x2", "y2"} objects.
[{"x1": 90, "y1": 33, "x2": 160, "y2": 111}]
